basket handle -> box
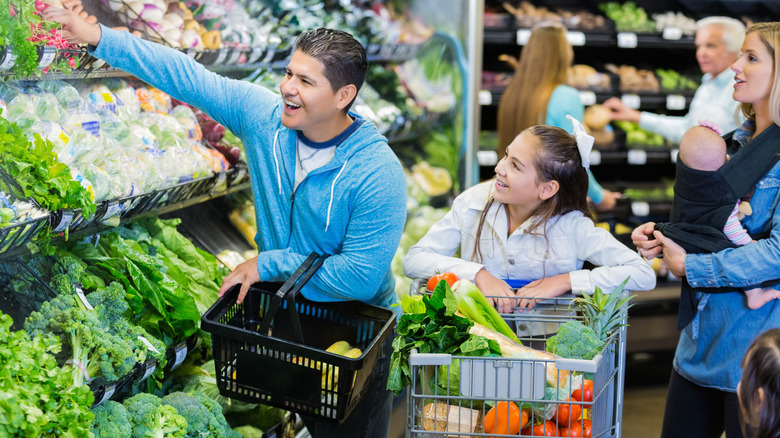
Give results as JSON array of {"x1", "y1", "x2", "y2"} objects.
[{"x1": 258, "y1": 252, "x2": 329, "y2": 343}]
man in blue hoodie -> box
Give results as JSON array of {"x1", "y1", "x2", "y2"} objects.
[{"x1": 45, "y1": 6, "x2": 406, "y2": 437}]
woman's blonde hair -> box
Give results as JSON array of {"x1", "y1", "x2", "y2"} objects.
[
  {"x1": 497, "y1": 23, "x2": 571, "y2": 158},
  {"x1": 739, "y1": 22, "x2": 780, "y2": 125}
]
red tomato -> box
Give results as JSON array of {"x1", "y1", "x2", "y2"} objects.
[
  {"x1": 555, "y1": 398, "x2": 582, "y2": 426},
  {"x1": 571, "y1": 380, "x2": 594, "y2": 403},
  {"x1": 581, "y1": 419, "x2": 592, "y2": 438},
  {"x1": 426, "y1": 272, "x2": 459, "y2": 291},
  {"x1": 558, "y1": 422, "x2": 583, "y2": 437},
  {"x1": 521, "y1": 420, "x2": 558, "y2": 436},
  {"x1": 483, "y1": 401, "x2": 521, "y2": 437}
]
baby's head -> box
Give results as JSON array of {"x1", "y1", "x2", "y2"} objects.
[{"x1": 679, "y1": 123, "x2": 728, "y2": 171}]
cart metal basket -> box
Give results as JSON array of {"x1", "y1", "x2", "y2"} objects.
[{"x1": 405, "y1": 279, "x2": 628, "y2": 437}]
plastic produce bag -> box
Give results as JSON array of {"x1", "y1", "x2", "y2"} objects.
[{"x1": 36, "y1": 80, "x2": 84, "y2": 110}]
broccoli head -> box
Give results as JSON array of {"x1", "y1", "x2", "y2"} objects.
[
  {"x1": 125, "y1": 392, "x2": 188, "y2": 438},
  {"x1": 545, "y1": 320, "x2": 606, "y2": 360},
  {"x1": 92, "y1": 400, "x2": 132, "y2": 438},
  {"x1": 162, "y1": 391, "x2": 238, "y2": 438}
]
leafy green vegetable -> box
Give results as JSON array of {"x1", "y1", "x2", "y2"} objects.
[
  {"x1": 451, "y1": 279, "x2": 519, "y2": 342},
  {"x1": 387, "y1": 281, "x2": 501, "y2": 395},
  {"x1": 545, "y1": 320, "x2": 605, "y2": 360},
  {"x1": 0, "y1": 310, "x2": 94, "y2": 437},
  {"x1": 0, "y1": 117, "x2": 95, "y2": 217},
  {"x1": 92, "y1": 401, "x2": 132, "y2": 438},
  {"x1": 124, "y1": 392, "x2": 188, "y2": 438}
]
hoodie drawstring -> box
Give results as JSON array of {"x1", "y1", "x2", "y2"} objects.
[
  {"x1": 325, "y1": 158, "x2": 348, "y2": 232},
  {"x1": 272, "y1": 129, "x2": 282, "y2": 195}
]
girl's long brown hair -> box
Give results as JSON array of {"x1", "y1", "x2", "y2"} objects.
[
  {"x1": 739, "y1": 328, "x2": 780, "y2": 438},
  {"x1": 472, "y1": 125, "x2": 593, "y2": 263},
  {"x1": 497, "y1": 24, "x2": 571, "y2": 159}
]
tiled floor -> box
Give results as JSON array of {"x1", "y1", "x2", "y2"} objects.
[{"x1": 388, "y1": 351, "x2": 676, "y2": 438}]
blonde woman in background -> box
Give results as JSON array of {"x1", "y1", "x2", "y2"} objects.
[{"x1": 497, "y1": 23, "x2": 621, "y2": 211}]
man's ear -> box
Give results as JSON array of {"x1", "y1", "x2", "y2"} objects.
[
  {"x1": 540, "y1": 180, "x2": 560, "y2": 201},
  {"x1": 335, "y1": 84, "x2": 358, "y2": 111}
]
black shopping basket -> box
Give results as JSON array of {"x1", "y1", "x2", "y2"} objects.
[{"x1": 201, "y1": 253, "x2": 396, "y2": 423}]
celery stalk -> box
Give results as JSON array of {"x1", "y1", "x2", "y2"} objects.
[{"x1": 450, "y1": 280, "x2": 519, "y2": 343}]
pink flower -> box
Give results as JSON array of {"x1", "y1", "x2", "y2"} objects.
[{"x1": 9, "y1": 4, "x2": 16, "y2": 16}]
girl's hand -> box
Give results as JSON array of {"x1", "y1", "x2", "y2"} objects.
[
  {"x1": 219, "y1": 256, "x2": 261, "y2": 304},
  {"x1": 475, "y1": 269, "x2": 515, "y2": 314},
  {"x1": 632, "y1": 221, "x2": 662, "y2": 259},
  {"x1": 516, "y1": 274, "x2": 571, "y2": 310},
  {"x1": 653, "y1": 231, "x2": 687, "y2": 278}
]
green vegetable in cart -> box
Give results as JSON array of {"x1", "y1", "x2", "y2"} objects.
[
  {"x1": 572, "y1": 278, "x2": 634, "y2": 343},
  {"x1": 545, "y1": 320, "x2": 606, "y2": 360},
  {"x1": 451, "y1": 279, "x2": 519, "y2": 342}
]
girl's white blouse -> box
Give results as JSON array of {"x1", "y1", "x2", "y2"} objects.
[{"x1": 403, "y1": 181, "x2": 657, "y2": 294}]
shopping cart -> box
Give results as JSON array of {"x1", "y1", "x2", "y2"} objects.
[
  {"x1": 201, "y1": 253, "x2": 396, "y2": 423},
  {"x1": 405, "y1": 279, "x2": 628, "y2": 437}
]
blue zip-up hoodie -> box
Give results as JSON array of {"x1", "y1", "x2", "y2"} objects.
[{"x1": 90, "y1": 26, "x2": 406, "y2": 311}]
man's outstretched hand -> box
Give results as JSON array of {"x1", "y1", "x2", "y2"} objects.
[{"x1": 42, "y1": 4, "x2": 102, "y2": 46}]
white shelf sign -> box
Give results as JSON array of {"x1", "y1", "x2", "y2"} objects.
[
  {"x1": 516, "y1": 29, "x2": 531, "y2": 45},
  {"x1": 631, "y1": 201, "x2": 651, "y2": 217},
  {"x1": 579, "y1": 91, "x2": 597, "y2": 106},
  {"x1": 214, "y1": 48, "x2": 230, "y2": 65},
  {"x1": 38, "y1": 50, "x2": 56, "y2": 69},
  {"x1": 478, "y1": 90, "x2": 493, "y2": 106},
  {"x1": 663, "y1": 27, "x2": 683, "y2": 40},
  {"x1": 617, "y1": 32, "x2": 638, "y2": 48},
  {"x1": 589, "y1": 150, "x2": 602, "y2": 166},
  {"x1": 671, "y1": 148, "x2": 679, "y2": 163},
  {"x1": 621, "y1": 94, "x2": 641, "y2": 109},
  {"x1": 666, "y1": 94, "x2": 686, "y2": 110},
  {"x1": 627, "y1": 149, "x2": 648, "y2": 165},
  {"x1": 566, "y1": 31, "x2": 586, "y2": 46}
]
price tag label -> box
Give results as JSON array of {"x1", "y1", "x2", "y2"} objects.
[
  {"x1": 216, "y1": 171, "x2": 227, "y2": 187},
  {"x1": 516, "y1": 29, "x2": 531, "y2": 45},
  {"x1": 477, "y1": 150, "x2": 498, "y2": 166},
  {"x1": 140, "y1": 361, "x2": 157, "y2": 382},
  {"x1": 589, "y1": 150, "x2": 602, "y2": 166},
  {"x1": 631, "y1": 201, "x2": 651, "y2": 217},
  {"x1": 566, "y1": 31, "x2": 586, "y2": 46},
  {"x1": 0, "y1": 50, "x2": 17, "y2": 71},
  {"x1": 666, "y1": 94, "x2": 686, "y2": 110},
  {"x1": 248, "y1": 47, "x2": 263, "y2": 64},
  {"x1": 74, "y1": 283, "x2": 94, "y2": 310},
  {"x1": 38, "y1": 49, "x2": 56, "y2": 69},
  {"x1": 227, "y1": 49, "x2": 243, "y2": 65},
  {"x1": 627, "y1": 149, "x2": 648, "y2": 165},
  {"x1": 52, "y1": 210, "x2": 74, "y2": 233},
  {"x1": 579, "y1": 91, "x2": 597, "y2": 106},
  {"x1": 671, "y1": 148, "x2": 679, "y2": 163},
  {"x1": 617, "y1": 32, "x2": 638, "y2": 48},
  {"x1": 214, "y1": 48, "x2": 229, "y2": 65},
  {"x1": 96, "y1": 383, "x2": 116, "y2": 406},
  {"x1": 663, "y1": 27, "x2": 683, "y2": 40},
  {"x1": 478, "y1": 90, "x2": 492, "y2": 106},
  {"x1": 171, "y1": 342, "x2": 188, "y2": 370},
  {"x1": 621, "y1": 94, "x2": 641, "y2": 109},
  {"x1": 138, "y1": 336, "x2": 161, "y2": 354}
]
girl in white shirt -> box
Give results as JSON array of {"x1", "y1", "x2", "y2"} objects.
[{"x1": 404, "y1": 119, "x2": 656, "y2": 313}]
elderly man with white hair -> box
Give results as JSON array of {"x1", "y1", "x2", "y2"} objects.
[{"x1": 603, "y1": 16, "x2": 746, "y2": 143}]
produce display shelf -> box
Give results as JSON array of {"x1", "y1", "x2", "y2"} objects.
[
  {"x1": 481, "y1": 87, "x2": 695, "y2": 111},
  {"x1": 0, "y1": 216, "x2": 50, "y2": 262},
  {"x1": 0, "y1": 255, "x2": 197, "y2": 408},
  {"x1": 483, "y1": 27, "x2": 695, "y2": 48}
]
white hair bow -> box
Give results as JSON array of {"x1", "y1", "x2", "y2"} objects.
[{"x1": 566, "y1": 114, "x2": 594, "y2": 169}]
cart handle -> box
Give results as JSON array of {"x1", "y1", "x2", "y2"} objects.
[{"x1": 258, "y1": 252, "x2": 329, "y2": 344}]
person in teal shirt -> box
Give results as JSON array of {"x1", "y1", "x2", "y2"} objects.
[{"x1": 498, "y1": 23, "x2": 620, "y2": 211}]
